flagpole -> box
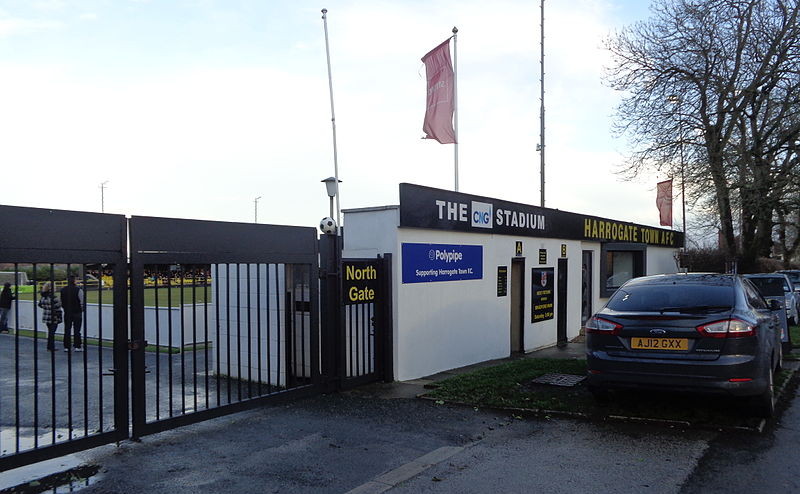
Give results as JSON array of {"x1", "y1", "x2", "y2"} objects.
[
  {"x1": 452, "y1": 26, "x2": 459, "y2": 192},
  {"x1": 321, "y1": 8, "x2": 342, "y2": 230}
]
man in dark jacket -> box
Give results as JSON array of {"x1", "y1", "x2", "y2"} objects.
[
  {"x1": 60, "y1": 276, "x2": 84, "y2": 351},
  {"x1": 0, "y1": 282, "x2": 14, "y2": 333}
]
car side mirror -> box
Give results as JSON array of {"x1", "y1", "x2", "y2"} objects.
[{"x1": 768, "y1": 299, "x2": 783, "y2": 311}]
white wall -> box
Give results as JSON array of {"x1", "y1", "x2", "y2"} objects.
[
  {"x1": 344, "y1": 208, "x2": 682, "y2": 382},
  {"x1": 343, "y1": 206, "x2": 399, "y2": 259},
  {"x1": 344, "y1": 208, "x2": 592, "y2": 381},
  {"x1": 395, "y1": 229, "x2": 507, "y2": 381},
  {"x1": 393, "y1": 231, "x2": 587, "y2": 380}
]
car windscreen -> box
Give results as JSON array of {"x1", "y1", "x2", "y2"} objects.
[
  {"x1": 606, "y1": 283, "x2": 734, "y2": 312},
  {"x1": 746, "y1": 277, "x2": 786, "y2": 297}
]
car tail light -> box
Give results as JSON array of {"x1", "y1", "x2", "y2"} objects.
[
  {"x1": 696, "y1": 319, "x2": 755, "y2": 338},
  {"x1": 585, "y1": 316, "x2": 622, "y2": 335}
]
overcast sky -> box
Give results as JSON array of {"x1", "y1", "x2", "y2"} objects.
[{"x1": 0, "y1": 0, "x2": 675, "y2": 231}]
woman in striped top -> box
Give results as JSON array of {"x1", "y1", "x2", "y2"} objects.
[{"x1": 38, "y1": 282, "x2": 63, "y2": 352}]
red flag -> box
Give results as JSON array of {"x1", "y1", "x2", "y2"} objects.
[
  {"x1": 421, "y1": 38, "x2": 456, "y2": 144},
  {"x1": 656, "y1": 179, "x2": 673, "y2": 226}
]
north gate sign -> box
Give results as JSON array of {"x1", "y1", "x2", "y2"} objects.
[{"x1": 343, "y1": 260, "x2": 379, "y2": 304}]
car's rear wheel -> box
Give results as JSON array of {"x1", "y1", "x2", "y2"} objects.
[{"x1": 749, "y1": 366, "x2": 775, "y2": 419}]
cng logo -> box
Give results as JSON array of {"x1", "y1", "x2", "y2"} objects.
[{"x1": 471, "y1": 201, "x2": 493, "y2": 229}]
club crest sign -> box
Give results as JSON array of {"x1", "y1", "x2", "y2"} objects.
[{"x1": 532, "y1": 267, "x2": 554, "y2": 322}]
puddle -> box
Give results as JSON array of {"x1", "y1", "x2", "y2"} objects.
[{"x1": 0, "y1": 464, "x2": 100, "y2": 494}]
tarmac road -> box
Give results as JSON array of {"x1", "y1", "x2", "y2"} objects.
[
  {"x1": 59, "y1": 384, "x2": 717, "y2": 494},
  {"x1": 679, "y1": 381, "x2": 800, "y2": 493},
  {"x1": 0, "y1": 333, "x2": 249, "y2": 453},
  {"x1": 3, "y1": 341, "x2": 797, "y2": 493}
]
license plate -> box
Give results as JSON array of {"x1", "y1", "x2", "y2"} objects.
[{"x1": 630, "y1": 337, "x2": 688, "y2": 351}]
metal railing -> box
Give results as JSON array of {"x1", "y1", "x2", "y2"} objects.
[{"x1": 1, "y1": 206, "x2": 391, "y2": 472}]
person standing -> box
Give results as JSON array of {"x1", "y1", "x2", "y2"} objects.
[
  {"x1": 60, "y1": 275, "x2": 84, "y2": 352},
  {"x1": 0, "y1": 282, "x2": 15, "y2": 333},
  {"x1": 38, "y1": 282, "x2": 62, "y2": 352}
]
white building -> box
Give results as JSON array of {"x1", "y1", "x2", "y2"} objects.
[{"x1": 343, "y1": 183, "x2": 682, "y2": 381}]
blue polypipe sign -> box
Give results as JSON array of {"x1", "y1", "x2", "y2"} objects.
[{"x1": 402, "y1": 243, "x2": 483, "y2": 283}]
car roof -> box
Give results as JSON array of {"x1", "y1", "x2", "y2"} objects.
[
  {"x1": 743, "y1": 273, "x2": 787, "y2": 279},
  {"x1": 624, "y1": 273, "x2": 736, "y2": 287}
]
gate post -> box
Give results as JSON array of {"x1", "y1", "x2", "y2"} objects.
[
  {"x1": 129, "y1": 225, "x2": 147, "y2": 440},
  {"x1": 112, "y1": 259, "x2": 131, "y2": 440},
  {"x1": 378, "y1": 253, "x2": 394, "y2": 382},
  {"x1": 319, "y1": 233, "x2": 342, "y2": 391}
]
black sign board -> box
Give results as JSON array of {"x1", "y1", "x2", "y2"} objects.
[
  {"x1": 515, "y1": 241, "x2": 523, "y2": 257},
  {"x1": 343, "y1": 260, "x2": 378, "y2": 305},
  {"x1": 398, "y1": 183, "x2": 684, "y2": 248},
  {"x1": 538, "y1": 249, "x2": 547, "y2": 265},
  {"x1": 531, "y1": 267, "x2": 554, "y2": 323},
  {"x1": 561, "y1": 244, "x2": 567, "y2": 258},
  {"x1": 497, "y1": 266, "x2": 508, "y2": 297}
]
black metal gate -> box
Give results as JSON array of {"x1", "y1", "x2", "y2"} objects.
[
  {"x1": 0, "y1": 205, "x2": 129, "y2": 471},
  {"x1": 1, "y1": 208, "x2": 393, "y2": 471},
  {"x1": 128, "y1": 216, "x2": 323, "y2": 439},
  {"x1": 339, "y1": 256, "x2": 393, "y2": 389}
]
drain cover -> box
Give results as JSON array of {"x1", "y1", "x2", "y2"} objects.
[{"x1": 530, "y1": 373, "x2": 586, "y2": 387}]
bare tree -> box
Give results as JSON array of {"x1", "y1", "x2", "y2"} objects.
[{"x1": 606, "y1": 0, "x2": 800, "y2": 271}]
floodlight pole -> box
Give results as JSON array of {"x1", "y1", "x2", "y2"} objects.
[
  {"x1": 539, "y1": 0, "x2": 546, "y2": 208},
  {"x1": 254, "y1": 196, "x2": 262, "y2": 223},
  {"x1": 321, "y1": 8, "x2": 342, "y2": 231},
  {"x1": 100, "y1": 181, "x2": 109, "y2": 213}
]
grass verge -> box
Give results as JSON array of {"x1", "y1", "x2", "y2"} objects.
[
  {"x1": 423, "y1": 357, "x2": 796, "y2": 429},
  {"x1": 5, "y1": 329, "x2": 209, "y2": 354},
  {"x1": 15, "y1": 286, "x2": 210, "y2": 307},
  {"x1": 425, "y1": 358, "x2": 590, "y2": 411}
]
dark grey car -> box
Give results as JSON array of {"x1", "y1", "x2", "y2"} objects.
[{"x1": 585, "y1": 273, "x2": 782, "y2": 417}]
